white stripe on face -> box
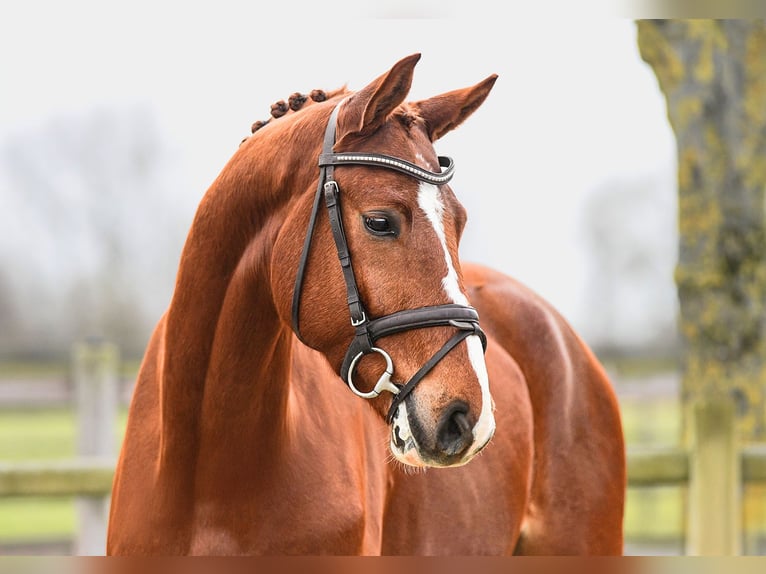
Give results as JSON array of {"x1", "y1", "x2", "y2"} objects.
[{"x1": 416, "y1": 182, "x2": 495, "y2": 451}]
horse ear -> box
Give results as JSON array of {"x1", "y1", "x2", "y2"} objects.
[
  {"x1": 412, "y1": 74, "x2": 499, "y2": 142},
  {"x1": 335, "y1": 53, "x2": 421, "y2": 145}
]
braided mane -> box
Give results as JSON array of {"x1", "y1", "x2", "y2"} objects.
[{"x1": 240, "y1": 86, "x2": 349, "y2": 145}]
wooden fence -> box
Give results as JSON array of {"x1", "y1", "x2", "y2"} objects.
[
  {"x1": 1, "y1": 343, "x2": 766, "y2": 555},
  {"x1": 0, "y1": 340, "x2": 120, "y2": 555},
  {"x1": 628, "y1": 402, "x2": 766, "y2": 555}
]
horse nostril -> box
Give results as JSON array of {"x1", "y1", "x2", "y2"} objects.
[{"x1": 436, "y1": 403, "x2": 473, "y2": 456}]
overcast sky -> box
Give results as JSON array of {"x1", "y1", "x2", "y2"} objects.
[{"x1": 0, "y1": 3, "x2": 677, "y2": 347}]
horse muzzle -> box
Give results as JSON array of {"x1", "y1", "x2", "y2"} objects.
[{"x1": 389, "y1": 397, "x2": 496, "y2": 468}]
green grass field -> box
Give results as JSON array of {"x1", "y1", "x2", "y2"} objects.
[{"x1": 0, "y1": 408, "x2": 127, "y2": 541}]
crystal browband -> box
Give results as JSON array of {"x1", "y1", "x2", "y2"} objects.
[{"x1": 318, "y1": 153, "x2": 455, "y2": 185}]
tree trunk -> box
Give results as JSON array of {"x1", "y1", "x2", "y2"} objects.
[{"x1": 637, "y1": 19, "x2": 766, "y2": 443}]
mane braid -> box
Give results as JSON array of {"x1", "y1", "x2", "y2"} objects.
[{"x1": 241, "y1": 86, "x2": 350, "y2": 144}]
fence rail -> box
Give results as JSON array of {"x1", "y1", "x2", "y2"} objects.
[
  {"x1": 627, "y1": 444, "x2": 766, "y2": 487},
  {"x1": 743, "y1": 445, "x2": 766, "y2": 482},
  {"x1": 0, "y1": 458, "x2": 115, "y2": 497},
  {"x1": 627, "y1": 447, "x2": 688, "y2": 486},
  {"x1": 1, "y1": 446, "x2": 764, "y2": 498}
]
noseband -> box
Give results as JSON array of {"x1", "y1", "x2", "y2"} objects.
[{"x1": 291, "y1": 101, "x2": 487, "y2": 423}]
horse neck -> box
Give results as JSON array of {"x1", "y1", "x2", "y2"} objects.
[{"x1": 157, "y1": 132, "x2": 318, "y2": 470}]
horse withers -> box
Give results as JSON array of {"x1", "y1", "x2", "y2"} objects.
[{"x1": 107, "y1": 53, "x2": 625, "y2": 555}]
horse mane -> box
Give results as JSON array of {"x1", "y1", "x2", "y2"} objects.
[{"x1": 240, "y1": 86, "x2": 350, "y2": 146}]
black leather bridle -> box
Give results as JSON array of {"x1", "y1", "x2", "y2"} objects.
[{"x1": 291, "y1": 101, "x2": 487, "y2": 423}]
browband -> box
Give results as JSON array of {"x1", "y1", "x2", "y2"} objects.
[{"x1": 319, "y1": 153, "x2": 455, "y2": 185}]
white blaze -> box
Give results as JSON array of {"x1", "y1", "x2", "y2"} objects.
[{"x1": 416, "y1": 182, "x2": 495, "y2": 453}]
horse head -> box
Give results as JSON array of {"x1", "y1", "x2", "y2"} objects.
[{"x1": 268, "y1": 53, "x2": 498, "y2": 468}]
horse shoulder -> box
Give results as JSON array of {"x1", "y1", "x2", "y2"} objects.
[
  {"x1": 108, "y1": 315, "x2": 183, "y2": 554},
  {"x1": 268, "y1": 343, "x2": 390, "y2": 554},
  {"x1": 463, "y1": 262, "x2": 626, "y2": 555}
]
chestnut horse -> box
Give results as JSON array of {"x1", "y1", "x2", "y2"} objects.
[{"x1": 107, "y1": 54, "x2": 625, "y2": 555}]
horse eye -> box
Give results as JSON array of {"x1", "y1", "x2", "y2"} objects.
[{"x1": 363, "y1": 214, "x2": 397, "y2": 237}]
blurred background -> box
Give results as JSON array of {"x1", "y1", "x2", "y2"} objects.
[{"x1": 0, "y1": 3, "x2": 764, "y2": 556}]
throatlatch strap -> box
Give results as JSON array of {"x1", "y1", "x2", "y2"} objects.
[{"x1": 291, "y1": 166, "x2": 329, "y2": 343}]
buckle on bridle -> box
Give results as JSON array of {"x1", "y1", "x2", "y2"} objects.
[
  {"x1": 323, "y1": 180, "x2": 339, "y2": 202},
  {"x1": 350, "y1": 311, "x2": 367, "y2": 327},
  {"x1": 347, "y1": 347, "x2": 399, "y2": 399}
]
